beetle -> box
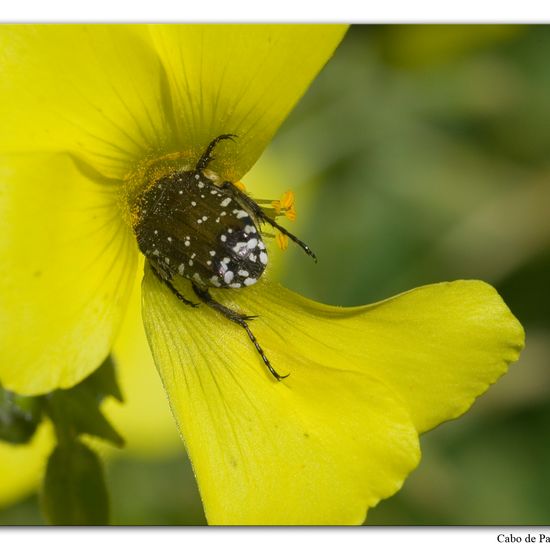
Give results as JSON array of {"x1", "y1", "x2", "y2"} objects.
[{"x1": 133, "y1": 134, "x2": 316, "y2": 380}]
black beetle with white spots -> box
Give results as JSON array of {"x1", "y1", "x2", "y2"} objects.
[{"x1": 134, "y1": 135, "x2": 316, "y2": 380}]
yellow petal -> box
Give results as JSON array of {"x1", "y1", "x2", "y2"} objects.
[
  {"x1": 148, "y1": 25, "x2": 347, "y2": 181},
  {"x1": 0, "y1": 25, "x2": 174, "y2": 179},
  {"x1": 107, "y1": 262, "x2": 182, "y2": 456},
  {"x1": 142, "y1": 268, "x2": 419, "y2": 524},
  {"x1": 0, "y1": 276, "x2": 180, "y2": 509},
  {"x1": 0, "y1": 153, "x2": 137, "y2": 395},
  {"x1": 141, "y1": 270, "x2": 522, "y2": 524},
  {"x1": 239, "y1": 279, "x2": 525, "y2": 434},
  {"x1": 0, "y1": 422, "x2": 54, "y2": 508}
]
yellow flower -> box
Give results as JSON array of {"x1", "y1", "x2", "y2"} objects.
[
  {"x1": 0, "y1": 422, "x2": 53, "y2": 508},
  {"x1": 0, "y1": 25, "x2": 524, "y2": 525}
]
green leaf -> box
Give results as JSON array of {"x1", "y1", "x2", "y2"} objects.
[
  {"x1": 42, "y1": 440, "x2": 109, "y2": 525},
  {"x1": 46, "y1": 387, "x2": 124, "y2": 447},
  {"x1": 43, "y1": 355, "x2": 125, "y2": 447},
  {"x1": 0, "y1": 386, "x2": 42, "y2": 444},
  {"x1": 85, "y1": 356, "x2": 124, "y2": 403}
]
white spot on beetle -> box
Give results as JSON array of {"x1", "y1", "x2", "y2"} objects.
[
  {"x1": 247, "y1": 238, "x2": 258, "y2": 249},
  {"x1": 229, "y1": 282, "x2": 242, "y2": 289},
  {"x1": 224, "y1": 271, "x2": 234, "y2": 284},
  {"x1": 220, "y1": 235, "x2": 227, "y2": 242},
  {"x1": 178, "y1": 263, "x2": 185, "y2": 275},
  {"x1": 244, "y1": 277, "x2": 257, "y2": 286},
  {"x1": 238, "y1": 270, "x2": 249, "y2": 277},
  {"x1": 220, "y1": 197, "x2": 231, "y2": 207},
  {"x1": 260, "y1": 252, "x2": 268, "y2": 265}
]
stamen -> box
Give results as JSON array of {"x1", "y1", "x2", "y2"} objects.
[
  {"x1": 271, "y1": 199, "x2": 282, "y2": 215},
  {"x1": 234, "y1": 180, "x2": 246, "y2": 191},
  {"x1": 280, "y1": 190, "x2": 295, "y2": 209},
  {"x1": 276, "y1": 232, "x2": 289, "y2": 251},
  {"x1": 270, "y1": 190, "x2": 297, "y2": 220},
  {"x1": 285, "y1": 205, "x2": 297, "y2": 221},
  {"x1": 263, "y1": 192, "x2": 296, "y2": 252}
]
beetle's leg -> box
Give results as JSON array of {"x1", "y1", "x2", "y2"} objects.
[
  {"x1": 191, "y1": 282, "x2": 288, "y2": 381},
  {"x1": 150, "y1": 262, "x2": 200, "y2": 308},
  {"x1": 195, "y1": 134, "x2": 238, "y2": 173},
  {"x1": 221, "y1": 181, "x2": 317, "y2": 262}
]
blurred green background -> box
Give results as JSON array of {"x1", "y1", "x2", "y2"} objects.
[{"x1": 2, "y1": 24, "x2": 550, "y2": 525}]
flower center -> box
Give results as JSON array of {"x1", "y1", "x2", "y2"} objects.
[
  {"x1": 120, "y1": 150, "x2": 196, "y2": 231},
  {"x1": 121, "y1": 149, "x2": 300, "y2": 257},
  {"x1": 120, "y1": 134, "x2": 315, "y2": 381}
]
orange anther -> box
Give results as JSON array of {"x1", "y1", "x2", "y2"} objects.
[
  {"x1": 276, "y1": 232, "x2": 289, "y2": 251},
  {"x1": 281, "y1": 190, "x2": 295, "y2": 209},
  {"x1": 285, "y1": 205, "x2": 297, "y2": 221}
]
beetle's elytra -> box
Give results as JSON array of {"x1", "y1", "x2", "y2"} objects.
[{"x1": 133, "y1": 135, "x2": 316, "y2": 381}]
